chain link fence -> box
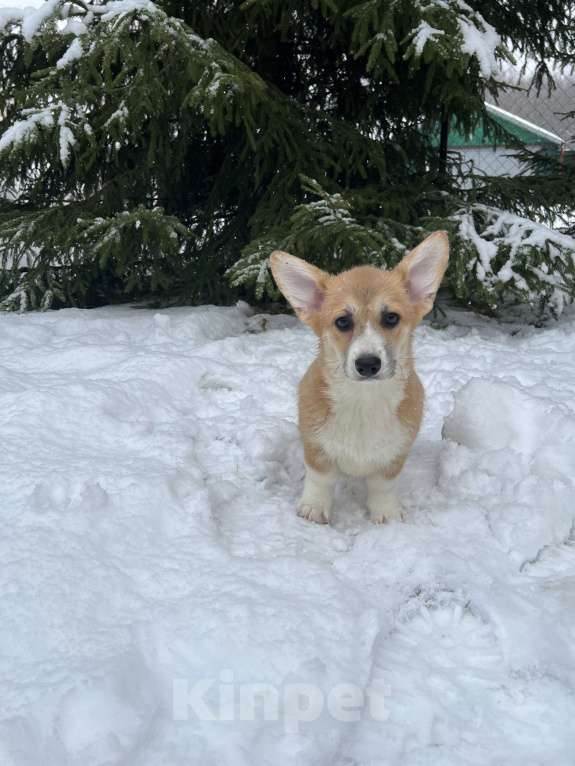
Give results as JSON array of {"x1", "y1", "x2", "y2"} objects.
[{"x1": 447, "y1": 70, "x2": 575, "y2": 184}]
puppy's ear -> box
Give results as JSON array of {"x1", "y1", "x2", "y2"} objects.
[
  {"x1": 395, "y1": 231, "x2": 449, "y2": 318},
  {"x1": 270, "y1": 251, "x2": 329, "y2": 324}
]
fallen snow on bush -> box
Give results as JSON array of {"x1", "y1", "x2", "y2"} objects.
[
  {"x1": 1, "y1": 303, "x2": 575, "y2": 765},
  {"x1": 452, "y1": 204, "x2": 575, "y2": 315}
]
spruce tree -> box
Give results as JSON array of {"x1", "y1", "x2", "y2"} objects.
[{"x1": 0, "y1": 0, "x2": 574, "y2": 316}]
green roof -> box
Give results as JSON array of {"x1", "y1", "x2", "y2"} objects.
[{"x1": 446, "y1": 103, "x2": 564, "y2": 148}]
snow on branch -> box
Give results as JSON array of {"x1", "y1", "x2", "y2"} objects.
[
  {"x1": 409, "y1": 0, "x2": 504, "y2": 78},
  {"x1": 56, "y1": 37, "x2": 84, "y2": 69},
  {"x1": 457, "y1": 14, "x2": 500, "y2": 78},
  {"x1": 0, "y1": 108, "x2": 56, "y2": 153},
  {"x1": 0, "y1": 104, "x2": 76, "y2": 166},
  {"x1": 453, "y1": 204, "x2": 575, "y2": 313},
  {"x1": 0, "y1": 0, "x2": 60, "y2": 41},
  {"x1": 0, "y1": 0, "x2": 160, "y2": 40},
  {"x1": 411, "y1": 21, "x2": 445, "y2": 57}
]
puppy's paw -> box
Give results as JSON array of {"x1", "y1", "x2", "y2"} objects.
[
  {"x1": 369, "y1": 500, "x2": 403, "y2": 525},
  {"x1": 297, "y1": 503, "x2": 330, "y2": 525}
]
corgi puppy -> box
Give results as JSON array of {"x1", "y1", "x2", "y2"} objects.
[{"x1": 270, "y1": 231, "x2": 449, "y2": 524}]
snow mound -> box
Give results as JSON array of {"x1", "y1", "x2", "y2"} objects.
[
  {"x1": 442, "y1": 379, "x2": 575, "y2": 566},
  {"x1": 442, "y1": 377, "x2": 575, "y2": 459}
]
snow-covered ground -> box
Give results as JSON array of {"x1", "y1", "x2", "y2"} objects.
[
  {"x1": 0, "y1": 0, "x2": 42, "y2": 9},
  {"x1": 1, "y1": 302, "x2": 575, "y2": 765}
]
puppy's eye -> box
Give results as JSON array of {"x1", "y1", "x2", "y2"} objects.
[
  {"x1": 381, "y1": 312, "x2": 400, "y2": 328},
  {"x1": 334, "y1": 315, "x2": 353, "y2": 332}
]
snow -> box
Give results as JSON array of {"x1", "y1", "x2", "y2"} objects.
[
  {"x1": 104, "y1": 104, "x2": 129, "y2": 127},
  {"x1": 0, "y1": 104, "x2": 75, "y2": 167},
  {"x1": 20, "y1": 0, "x2": 58, "y2": 39},
  {"x1": 0, "y1": 0, "x2": 41, "y2": 6},
  {"x1": 1, "y1": 302, "x2": 575, "y2": 764},
  {"x1": 411, "y1": 21, "x2": 444, "y2": 57},
  {"x1": 57, "y1": 104, "x2": 75, "y2": 165},
  {"x1": 453, "y1": 204, "x2": 575, "y2": 310},
  {"x1": 408, "y1": 1, "x2": 503, "y2": 78},
  {"x1": 442, "y1": 379, "x2": 575, "y2": 565},
  {"x1": 56, "y1": 37, "x2": 84, "y2": 69},
  {"x1": 457, "y1": 13, "x2": 500, "y2": 78},
  {"x1": 0, "y1": 107, "x2": 55, "y2": 154},
  {"x1": 0, "y1": 0, "x2": 60, "y2": 39},
  {"x1": 0, "y1": 0, "x2": 159, "y2": 36}
]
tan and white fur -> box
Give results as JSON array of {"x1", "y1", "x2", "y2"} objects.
[{"x1": 270, "y1": 231, "x2": 449, "y2": 524}]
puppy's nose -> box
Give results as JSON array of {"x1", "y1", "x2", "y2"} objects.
[{"x1": 355, "y1": 355, "x2": 381, "y2": 378}]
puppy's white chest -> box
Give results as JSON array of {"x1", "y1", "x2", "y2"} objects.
[{"x1": 316, "y1": 380, "x2": 410, "y2": 477}]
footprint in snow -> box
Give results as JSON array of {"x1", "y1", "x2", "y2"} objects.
[{"x1": 360, "y1": 595, "x2": 504, "y2": 752}]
